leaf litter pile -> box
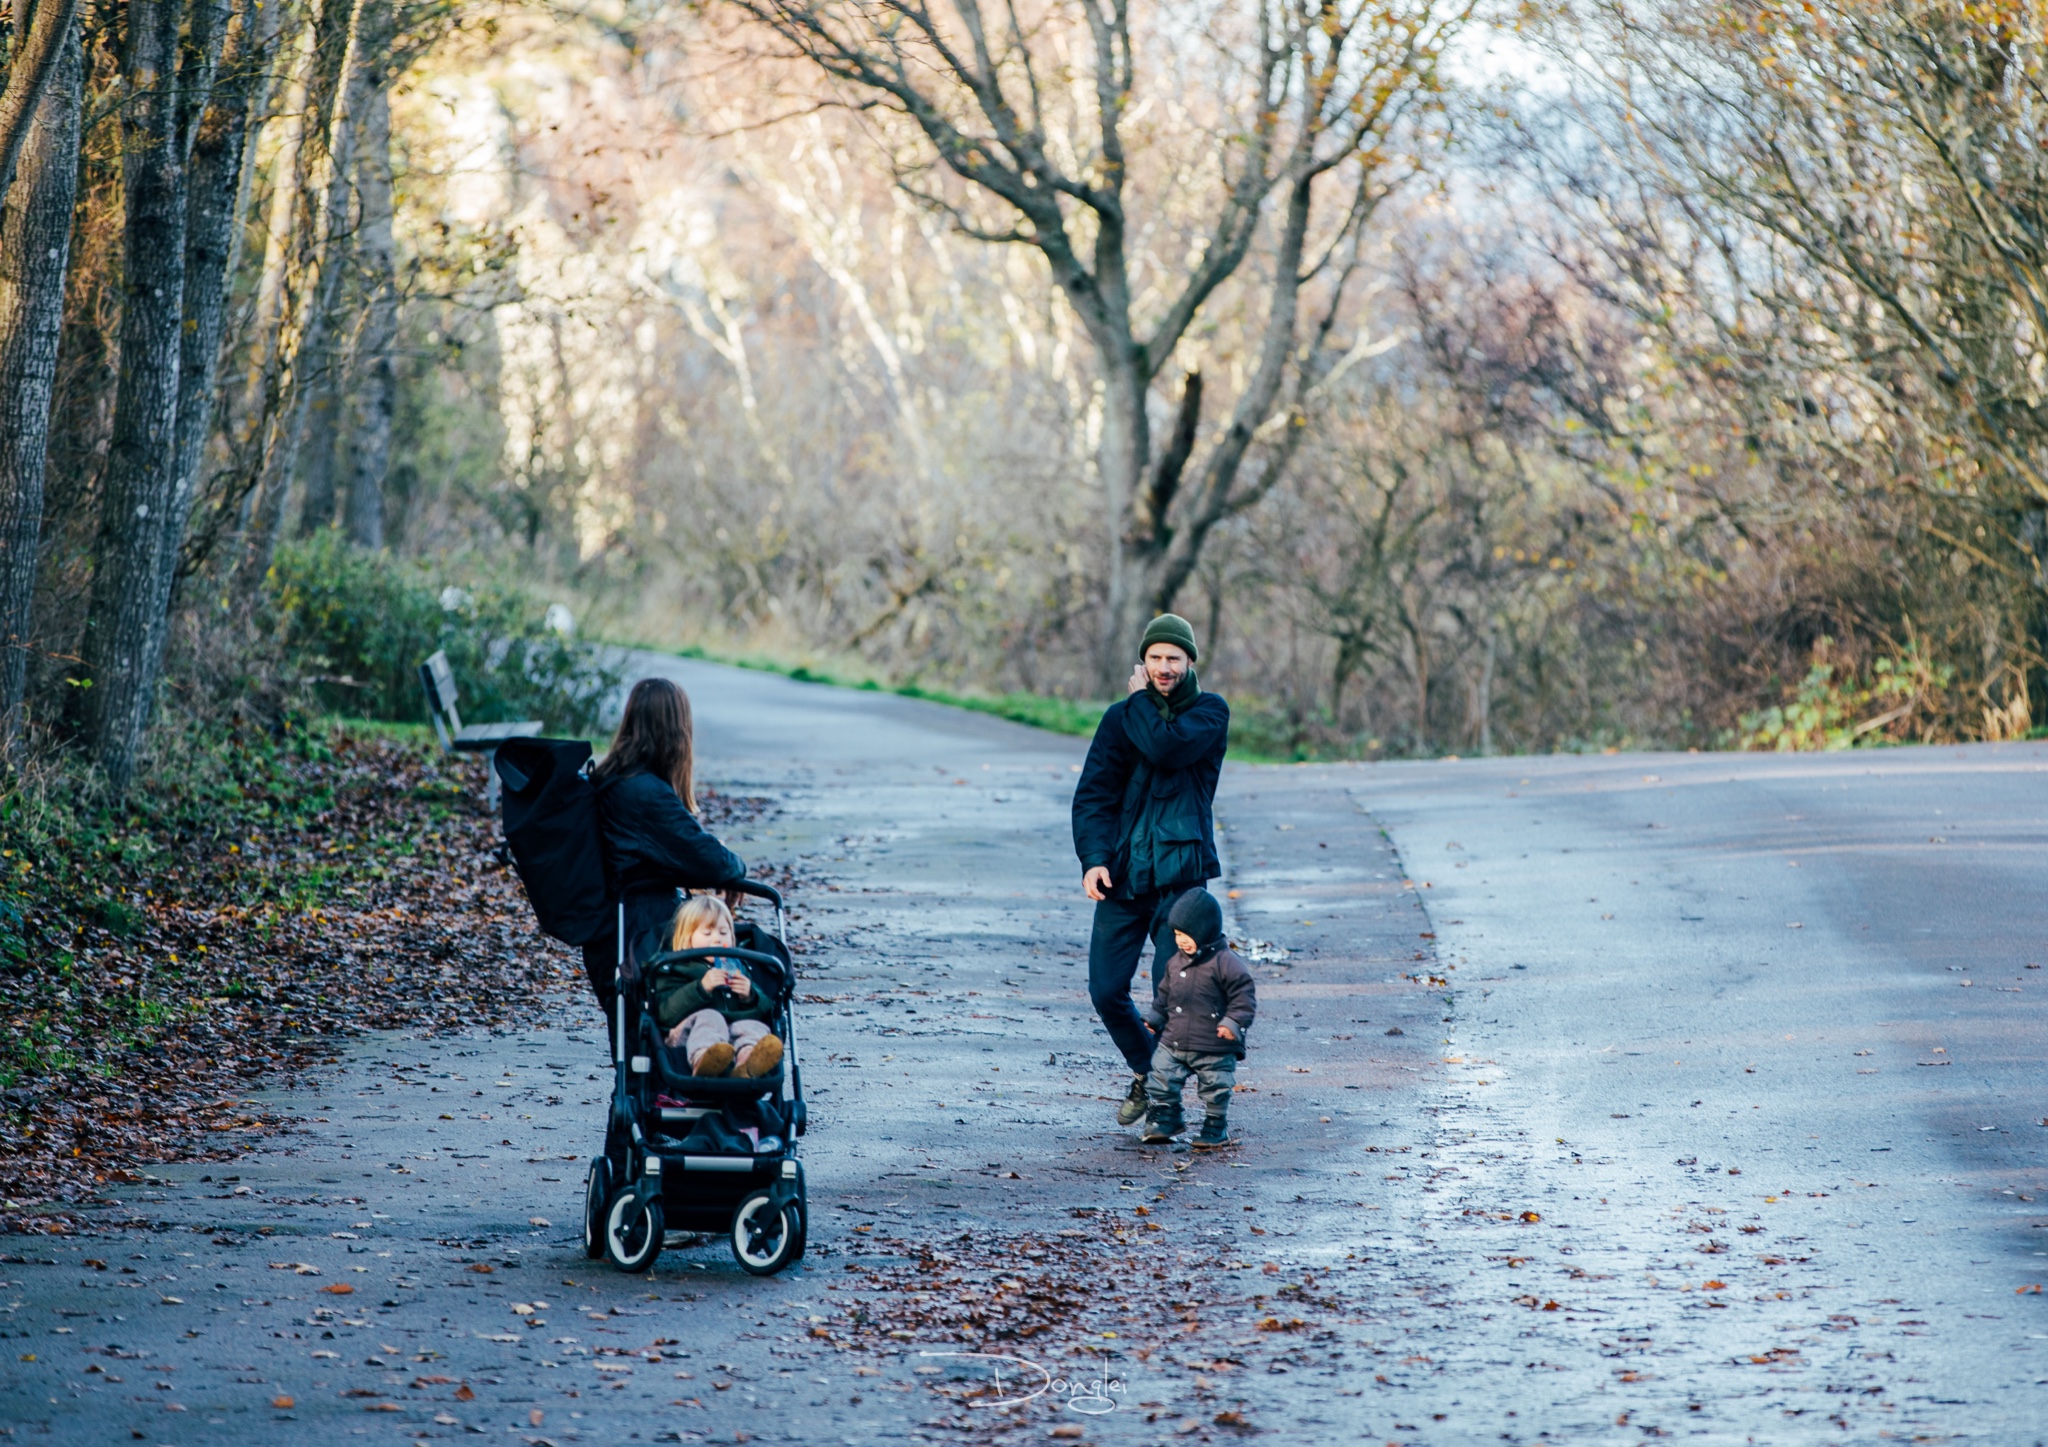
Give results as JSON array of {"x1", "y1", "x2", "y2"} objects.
[
  {"x1": 808, "y1": 1224, "x2": 1358, "y2": 1440},
  {"x1": 0, "y1": 727, "x2": 779, "y2": 1219}
]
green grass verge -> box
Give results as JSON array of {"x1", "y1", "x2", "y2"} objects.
[
  {"x1": 888, "y1": 682, "x2": 1107, "y2": 737},
  {"x1": 324, "y1": 716, "x2": 438, "y2": 745},
  {"x1": 660, "y1": 643, "x2": 1311, "y2": 759},
  {"x1": 668, "y1": 645, "x2": 1111, "y2": 739}
]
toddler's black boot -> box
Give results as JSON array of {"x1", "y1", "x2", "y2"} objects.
[
  {"x1": 1191, "y1": 1116, "x2": 1232, "y2": 1150},
  {"x1": 1141, "y1": 1111, "x2": 1185, "y2": 1144}
]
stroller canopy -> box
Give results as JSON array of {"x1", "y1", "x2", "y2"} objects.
[{"x1": 497, "y1": 737, "x2": 611, "y2": 947}]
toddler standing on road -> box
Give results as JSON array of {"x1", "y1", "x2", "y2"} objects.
[
  {"x1": 650, "y1": 895, "x2": 783, "y2": 1079},
  {"x1": 1142, "y1": 888, "x2": 1255, "y2": 1149}
]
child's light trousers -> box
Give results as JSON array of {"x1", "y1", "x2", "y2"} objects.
[{"x1": 673, "y1": 1009, "x2": 771, "y2": 1069}]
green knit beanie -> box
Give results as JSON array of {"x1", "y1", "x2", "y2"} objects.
[{"x1": 1139, "y1": 613, "x2": 1199, "y2": 662}]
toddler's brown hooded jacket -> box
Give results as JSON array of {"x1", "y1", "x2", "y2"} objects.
[{"x1": 1144, "y1": 889, "x2": 1256, "y2": 1059}]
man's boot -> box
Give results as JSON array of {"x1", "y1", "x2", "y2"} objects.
[
  {"x1": 1116, "y1": 1075, "x2": 1149, "y2": 1126},
  {"x1": 1192, "y1": 1116, "x2": 1232, "y2": 1150}
]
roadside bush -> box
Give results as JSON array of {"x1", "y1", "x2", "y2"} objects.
[
  {"x1": 1734, "y1": 638, "x2": 1958, "y2": 753},
  {"x1": 0, "y1": 704, "x2": 340, "y2": 1066},
  {"x1": 267, "y1": 534, "x2": 621, "y2": 733}
]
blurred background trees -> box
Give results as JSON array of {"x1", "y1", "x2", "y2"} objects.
[{"x1": 2, "y1": 0, "x2": 2045, "y2": 781}]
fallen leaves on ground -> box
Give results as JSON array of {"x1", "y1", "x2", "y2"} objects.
[{"x1": 0, "y1": 729, "x2": 784, "y2": 1214}]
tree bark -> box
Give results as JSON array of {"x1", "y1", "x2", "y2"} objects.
[
  {"x1": 237, "y1": 0, "x2": 369, "y2": 590},
  {"x1": 344, "y1": 20, "x2": 396, "y2": 551},
  {"x1": 1097, "y1": 351, "x2": 1143, "y2": 677},
  {"x1": 0, "y1": 0, "x2": 80, "y2": 208},
  {"x1": 80, "y1": 0, "x2": 191, "y2": 795},
  {"x1": 142, "y1": 0, "x2": 270, "y2": 720},
  {"x1": 1474, "y1": 618, "x2": 1494, "y2": 757},
  {"x1": 191, "y1": 0, "x2": 321, "y2": 566},
  {"x1": 172, "y1": 0, "x2": 316, "y2": 578},
  {"x1": 293, "y1": 354, "x2": 345, "y2": 534},
  {"x1": 234, "y1": 0, "x2": 319, "y2": 436},
  {"x1": 0, "y1": 17, "x2": 80, "y2": 755}
]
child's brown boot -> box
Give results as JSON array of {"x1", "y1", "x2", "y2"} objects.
[
  {"x1": 736, "y1": 1034, "x2": 783, "y2": 1078},
  {"x1": 693, "y1": 1042, "x2": 735, "y2": 1077}
]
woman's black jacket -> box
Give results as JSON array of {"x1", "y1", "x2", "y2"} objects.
[{"x1": 580, "y1": 769, "x2": 745, "y2": 996}]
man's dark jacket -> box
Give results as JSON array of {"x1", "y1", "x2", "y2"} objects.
[
  {"x1": 590, "y1": 769, "x2": 745, "y2": 966},
  {"x1": 1071, "y1": 688, "x2": 1229, "y2": 898}
]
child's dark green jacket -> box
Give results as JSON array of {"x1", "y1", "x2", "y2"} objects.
[{"x1": 646, "y1": 952, "x2": 776, "y2": 1031}]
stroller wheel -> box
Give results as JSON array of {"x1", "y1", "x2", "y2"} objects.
[
  {"x1": 730, "y1": 1190, "x2": 800, "y2": 1276},
  {"x1": 581, "y1": 1158, "x2": 612, "y2": 1261},
  {"x1": 789, "y1": 1176, "x2": 808, "y2": 1262},
  {"x1": 604, "y1": 1190, "x2": 664, "y2": 1273}
]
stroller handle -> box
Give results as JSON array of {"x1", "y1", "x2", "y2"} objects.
[
  {"x1": 645, "y1": 946, "x2": 787, "y2": 971},
  {"x1": 723, "y1": 879, "x2": 783, "y2": 910}
]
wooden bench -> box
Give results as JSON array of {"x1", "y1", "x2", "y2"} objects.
[{"x1": 417, "y1": 649, "x2": 542, "y2": 805}]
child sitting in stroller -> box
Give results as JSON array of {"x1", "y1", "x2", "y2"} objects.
[{"x1": 651, "y1": 895, "x2": 785, "y2": 1079}]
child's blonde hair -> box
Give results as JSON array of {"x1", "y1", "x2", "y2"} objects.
[{"x1": 669, "y1": 893, "x2": 734, "y2": 950}]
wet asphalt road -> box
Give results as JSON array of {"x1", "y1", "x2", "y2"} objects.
[
  {"x1": 1, "y1": 665, "x2": 2044, "y2": 1446},
  {"x1": 1350, "y1": 746, "x2": 2048, "y2": 1440}
]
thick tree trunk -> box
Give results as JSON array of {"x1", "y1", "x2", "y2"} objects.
[
  {"x1": 199, "y1": 0, "x2": 319, "y2": 563},
  {"x1": 142, "y1": 0, "x2": 268, "y2": 720},
  {"x1": 1096, "y1": 354, "x2": 1148, "y2": 682},
  {"x1": 234, "y1": 3, "x2": 319, "y2": 438},
  {"x1": 80, "y1": 0, "x2": 190, "y2": 795},
  {"x1": 293, "y1": 357, "x2": 345, "y2": 534},
  {"x1": 1411, "y1": 627, "x2": 1429, "y2": 752},
  {"x1": 1474, "y1": 619, "x2": 1495, "y2": 756},
  {"x1": 237, "y1": 0, "x2": 369, "y2": 590},
  {"x1": 172, "y1": 0, "x2": 311, "y2": 580},
  {"x1": 344, "y1": 30, "x2": 396, "y2": 551},
  {"x1": 0, "y1": 0, "x2": 80, "y2": 207},
  {"x1": 0, "y1": 19, "x2": 80, "y2": 755}
]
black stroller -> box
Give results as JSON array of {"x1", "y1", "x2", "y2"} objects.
[
  {"x1": 491, "y1": 739, "x2": 807, "y2": 1276},
  {"x1": 581, "y1": 880, "x2": 809, "y2": 1276}
]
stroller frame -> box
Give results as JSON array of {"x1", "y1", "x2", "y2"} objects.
[{"x1": 584, "y1": 879, "x2": 808, "y2": 1275}]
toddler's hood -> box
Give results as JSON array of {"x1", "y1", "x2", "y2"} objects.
[{"x1": 1167, "y1": 888, "x2": 1226, "y2": 964}]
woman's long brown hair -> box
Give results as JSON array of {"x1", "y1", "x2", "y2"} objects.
[{"x1": 592, "y1": 678, "x2": 697, "y2": 811}]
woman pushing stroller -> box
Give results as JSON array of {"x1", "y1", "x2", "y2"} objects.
[
  {"x1": 496, "y1": 673, "x2": 810, "y2": 1275},
  {"x1": 582, "y1": 678, "x2": 749, "y2": 1025}
]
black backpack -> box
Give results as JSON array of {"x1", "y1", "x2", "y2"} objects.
[{"x1": 495, "y1": 737, "x2": 611, "y2": 946}]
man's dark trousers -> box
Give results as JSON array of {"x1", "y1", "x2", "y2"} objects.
[{"x1": 1088, "y1": 888, "x2": 1186, "y2": 1075}]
